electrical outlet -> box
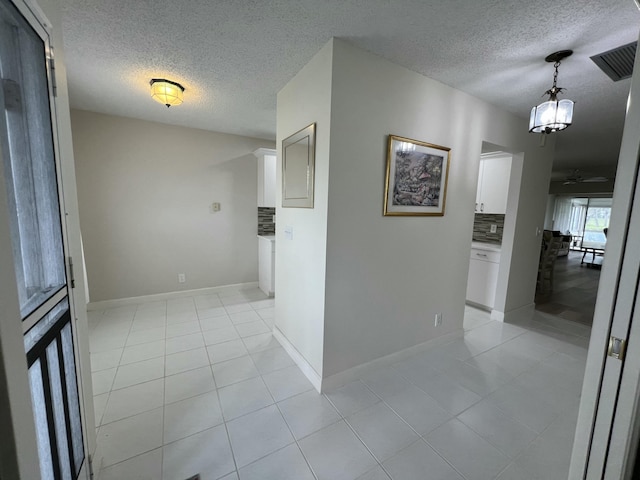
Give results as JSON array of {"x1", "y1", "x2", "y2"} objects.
[
  {"x1": 209, "y1": 202, "x2": 221, "y2": 213},
  {"x1": 178, "y1": 273, "x2": 186, "y2": 283},
  {"x1": 434, "y1": 313, "x2": 443, "y2": 327},
  {"x1": 490, "y1": 224, "x2": 497, "y2": 233}
]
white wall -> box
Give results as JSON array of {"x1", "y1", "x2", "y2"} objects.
[
  {"x1": 276, "y1": 38, "x2": 556, "y2": 383},
  {"x1": 275, "y1": 40, "x2": 334, "y2": 379},
  {"x1": 544, "y1": 194, "x2": 556, "y2": 230},
  {"x1": 320, "y1": 39, "x2": 555, "y2": 377},
  {"x1": 71, "y1": 110, "x2": 273, "y2": 302}
]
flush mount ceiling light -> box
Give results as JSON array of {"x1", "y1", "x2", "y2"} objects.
[
  {"x1": 529, "y1": 50, "x2": 574, "y2": 134},
  {"x1": 150, "y1": 78, "x2": 184, "y2": 107}
]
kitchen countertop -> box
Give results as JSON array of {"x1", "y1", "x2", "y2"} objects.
[
  {"x1": 471, "y1": 241, "x2": 501, "y2": 253},
  {"x1": 258, "y1": 235, "x2": 275, "y2": 241}
]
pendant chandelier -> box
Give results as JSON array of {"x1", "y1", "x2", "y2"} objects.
[{"x1": 529, "y1": 50, "x2": 574, "y2": 134}]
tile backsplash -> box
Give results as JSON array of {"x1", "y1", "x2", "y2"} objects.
[
  {"x1": 258, "y1": 207, "x2": 275, "y2": 235},
  {"x1": 473, "y1": 213, "x2": 504, "y2": 244}
]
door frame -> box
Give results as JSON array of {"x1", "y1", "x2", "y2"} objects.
[{"x1": 0, "y1": 0, "x2": 95, "y2": 477}]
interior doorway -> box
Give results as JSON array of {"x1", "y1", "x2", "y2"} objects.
[
  {"x1": 536, "y1": 195, "x2": 613, "y2": 326},
  {"x1": 465, "y1": 145, "x2": 513, "y2": 314}
]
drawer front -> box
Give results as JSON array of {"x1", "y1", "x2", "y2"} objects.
[{"x1": 470, "y1": 248, "x2": 501, "y2": 263}]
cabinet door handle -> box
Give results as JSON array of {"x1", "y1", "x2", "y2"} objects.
[
  {"x1": 480, "y1": 203, "x2": 484, "y2": 212},
  {"x1": 476, "y1": 253, "x2": 488, "y2": 257}
]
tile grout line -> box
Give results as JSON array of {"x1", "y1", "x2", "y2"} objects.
[
  {"x1": 375, "y1": 353, "x2": 513, "y2": 478},
  {"x1": 160, "y1": 299, "x2": 168, "y2": 480},
  {"x1": 322, "y1": 382, "x2": 392, "y2": 478},
  {"x1": 265, "y1": 375, "x2": 320, "y2": 480},
  {"x1": 325, "y1": 378, "x2": 467, "y2": 480},
  {"x1": 211, "y1": 305, "x2": 243, "y2": 480},
  {"x1": 208, "y1": 332, "x2": 315, "y2": 478},
  {"x1": 95, "y1": 301, "x2": 165, "y2": 478}
]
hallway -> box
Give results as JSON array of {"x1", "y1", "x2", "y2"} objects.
[{"x1": 89, "y1": 287, "x2": 590, "y2": 480}]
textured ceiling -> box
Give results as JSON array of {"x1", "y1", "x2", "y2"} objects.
[{"x1": 60, "y1": 0, "x2": 640, "y2": 179}]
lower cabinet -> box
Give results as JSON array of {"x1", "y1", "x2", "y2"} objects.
[
  {"x1": 466, "y1": 248, "x2": 501, "y2": 309},
  {"x1": 258, "y1": 236, "x2": 275, "y2": 297}
]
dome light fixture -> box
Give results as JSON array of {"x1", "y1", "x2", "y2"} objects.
[
  {"x1": 529, "y1": 50, "x2": 574, "y2": 134},
  {"x1": 150, "y1": 78, "x2": 185, "y2": 108}
]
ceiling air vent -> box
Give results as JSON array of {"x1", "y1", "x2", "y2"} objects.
[{"x1": 591, "y1": 41, "x2": 637, "y2": 81}]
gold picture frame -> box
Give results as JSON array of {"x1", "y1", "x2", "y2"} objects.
[
  {"x1": 282, "y1": 123, "x2": 316, "y2": 208},
  {"x1": 383, "y1": 134, "x2": 451, "y2": 216}
]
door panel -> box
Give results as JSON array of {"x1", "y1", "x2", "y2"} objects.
[
  {"x1": 26, "y1": 305, "x2": 83, "y2": 480},
  {"x1": 0, "y1": 1, "x2": 87, "y2": 478}
]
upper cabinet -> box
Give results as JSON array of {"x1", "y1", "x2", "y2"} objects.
[
  {"x1": 254, "y1": 148, "x2": 277, "y2": 208},
  {"x1": 475, "y1": 152, "x2": 512, "y2": 214}
]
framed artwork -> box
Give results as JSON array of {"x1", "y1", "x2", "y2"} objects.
[
  {"x1": 383, "y1": 134, "x2": 451, "y2": 216},
  {"x1": 282, "y1": 123, "x2": 316, "y2": 208}
]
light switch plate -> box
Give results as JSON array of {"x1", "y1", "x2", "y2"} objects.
[{"x1": 490, "y1": 224, "x2": 497, "y2": 233}]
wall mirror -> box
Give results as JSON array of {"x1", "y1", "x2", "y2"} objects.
[{"x1": 282, "y1": 123, "x2": 315, "y2": 208}]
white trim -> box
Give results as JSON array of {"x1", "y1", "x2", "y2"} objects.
[
  {"x1": 491, "y1": 302, "x2": 535, "y2": 323},
  {"x1": 321, "y1": 330, "x2": 463, "y2": 392},
  {"x1": 273, "y1": 326, "x2": 322, "y2": 392},
  {"x1": 480, "y1": 150, "x2": 511, "y2": 160},
  {"x1": 87, "y1": 281, "x2": 259, "y2": 310},
  {"x1": 253, "y1": 147, "x2": 277, "y2": 158}
]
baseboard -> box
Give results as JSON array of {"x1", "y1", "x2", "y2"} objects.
[
  {"x1": 491, "y1": 302, "x2": 535, "y2": 323},
  {"x1": 87, "y1": 282, "x2": 259, "y2": 311},
  {"x1": 465, "y1": 300, "x2": 491, "y2": 312},
  {"x1": 272, "y1": 327, "x2": 322, "y2": 393},
  {"x1": 274, "y1": 326, "x2": 463, "y2": 393},
  {"x1": 321, "y1": 329, "x2": 463, "y2": 392},
  {"x1": 258, "y1": 287, "x2": 275, "y2": 298}
]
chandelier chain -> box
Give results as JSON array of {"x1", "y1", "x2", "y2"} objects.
[{"x1": 553, "y1": 61, "x2": 560, "y2": 89}]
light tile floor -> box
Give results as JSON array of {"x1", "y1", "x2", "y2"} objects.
[{"x1": 89, "y1": 287, "x2": 590, "y2": 480}]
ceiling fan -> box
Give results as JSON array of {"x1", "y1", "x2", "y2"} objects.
[{"x1": 562, "y1": 169, "x2": 608, "y2": 185}]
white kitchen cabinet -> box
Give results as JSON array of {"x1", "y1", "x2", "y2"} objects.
[
  {"x1": 258, "y1": 235, "x2": 275, "y2": 297},
  {"x1": 254, "y1": 148, "x2": 277, "y2": 208},
  {"x1": 475, "y1": 152, "x2": 512, "y2": 214},
  {"x1": 466, "y1": 246, "x2": 501, "y2": 309}
]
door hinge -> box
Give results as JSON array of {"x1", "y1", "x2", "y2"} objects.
[
  {"x1": 88, "y1": 454, "x2": 94, "y2": 479},
  {"x1": 68, "y1": 256, "x2": 76, "y2": 289},
  {"x1": 48, "y1": 48, "x2": 57, "y2": 97},
  {"x1": 607, "y1": 336, "x2": 626, "y2": 361}
]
